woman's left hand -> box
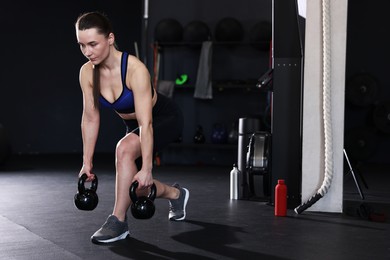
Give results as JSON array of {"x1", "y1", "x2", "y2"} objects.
[{"x1": 133, "y1": 169, "x2": 153, "y2": 189}]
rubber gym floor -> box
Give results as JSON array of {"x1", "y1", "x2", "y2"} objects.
[{"x1": 0, "y1": 154, "x2": 389, "y2": 260}]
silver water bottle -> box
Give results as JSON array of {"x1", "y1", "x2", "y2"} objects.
[{"x1": 230, "y1": 164, "x2": 239, "y2": 200}]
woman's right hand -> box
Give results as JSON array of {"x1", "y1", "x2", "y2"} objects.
[{"x1": 79, "y1": 164, "x2": 95, "y2": 182}]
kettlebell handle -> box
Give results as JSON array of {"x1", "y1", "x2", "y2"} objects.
[
  {"x1": 78, "y1": 173, "x2": 98, "y2": 193},
  {"x1": 129, "y1": 181, "x2": 157, "y2": 203}
]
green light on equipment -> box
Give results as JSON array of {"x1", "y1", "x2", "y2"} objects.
[{"x1": 175, "y1": 74, "x2": 188, "y2": 85}]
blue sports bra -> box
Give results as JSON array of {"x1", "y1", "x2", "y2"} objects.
[{"x1": 99, "y1": 52, "x2": 154, "y2": 114}]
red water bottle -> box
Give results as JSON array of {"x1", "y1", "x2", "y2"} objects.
[{"x1": 275, "y1": 179, "x2": 287, "y2": 216}]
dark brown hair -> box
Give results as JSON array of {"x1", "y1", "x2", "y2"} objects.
[{"x1": 76, "y1": 11, "x2": 114, "y2": 109}]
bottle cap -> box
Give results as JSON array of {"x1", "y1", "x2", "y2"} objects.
[{"x1": 278, "y1": 179, "x2": 285, "y2": 184}]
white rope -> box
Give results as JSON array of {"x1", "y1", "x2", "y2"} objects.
[
  {"x1": 295, "y1": 0, "x2": 333, "y2": 213},
  {"x1": 318, "y1": 0, "x2": 333, "y2": 196}
]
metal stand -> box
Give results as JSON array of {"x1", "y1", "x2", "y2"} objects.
[
  {"x1": 270, "y1": 0, "x2": 303, "y2": 208},
  {"x1": 343, "y1": 149, "x2": 366, "y2": 200}
]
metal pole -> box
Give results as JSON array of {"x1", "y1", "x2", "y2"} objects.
[{"x1": 141, "y1": 0, "x2": 149, "y2": 66}]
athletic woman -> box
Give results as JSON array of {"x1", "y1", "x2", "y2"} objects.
[{"x1": 75, "y1": 11, "x2": 189, "y2": 244}]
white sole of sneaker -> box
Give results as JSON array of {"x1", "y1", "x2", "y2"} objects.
[
  {"x1": 169, "y1": 188, "x2": 189, "y2": 221},
  {"x1": 91, "y1": 231, "x2": 129, "y2": 244}
]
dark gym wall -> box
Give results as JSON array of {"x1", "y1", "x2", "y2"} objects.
[
  {"x1": 0, "y1": 0, "x2": 272, "y2": 156},
  {"x1": 2, "y1": 0, "x2": 388, "y2": 166},
  {"x1": 345, "y1": 0, "x2": 390, "y2": 164},
  {"x1": 0, "y1": 0, "x2": 141, "y2": 155}
]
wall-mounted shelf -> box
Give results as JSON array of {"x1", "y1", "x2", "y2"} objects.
[
  {"x1": 154, "y1": 41, "x2": 271, "y2": 48},
  {"x1": 173, "y1": 81, "x2": 262, "y2": 92},
  {"x1": 168, "y1": 142, "x2": 237, "y2": 149},
  {"x1": 155, "y1": 39, "x2": 270, "y2": 166},
  {"x1": 160, "y1": 142, "x2": 238, "y2": 166}
]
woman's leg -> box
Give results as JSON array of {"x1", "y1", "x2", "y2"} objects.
[
  {"x1": 112, "y1": 133, "x2": 141, "y2": 222},
  {"x1": 112, "y1": 132, "x2": 181, "y2": 222}
]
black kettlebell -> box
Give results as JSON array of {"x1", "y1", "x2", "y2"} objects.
[
  {"x1": 74, "y1": 174, "x2": 99, "y2": 211},
  {"x1": 129, "y1": 181, "x2": 157, "y2": 219},
  {"x1": 193, "y1": 125, "x2": 206, "y2": 144}
]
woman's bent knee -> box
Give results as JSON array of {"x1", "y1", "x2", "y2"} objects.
[{"x1": 116, "y1": 134, "x2": 140, "y2": 161}]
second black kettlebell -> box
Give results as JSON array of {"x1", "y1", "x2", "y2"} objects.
[
  {"x1": 129, "y1": 181, "x2": 157, "y2": 219},
  {"x1": 74, "y1": 173, "x2": 99, "y2": 211}
]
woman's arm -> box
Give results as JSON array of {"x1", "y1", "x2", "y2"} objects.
[
  {"x1": 129, "y1": 59, "x2": 154, "y2": 188},
  {"x1": 79, "y1": 64, "x2": 100, "y2": 181}
]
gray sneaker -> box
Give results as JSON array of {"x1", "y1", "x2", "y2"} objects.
[
  {"x1": 91, "y1": 215, "x2": 129, "y2": 244},
  {"x1": 169, "y1": 184, "x2": 189, "y2": 221}
]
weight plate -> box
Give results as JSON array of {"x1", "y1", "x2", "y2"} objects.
[
  {"x1": 346, "y1": 73, "x2": 379, "y2": 107},
  {"x1": 373, "y1": 101, "x2": 390, "y2": 134},
  {"x1": 344, "y1": 126, "x2": 378, "y2": 161}
]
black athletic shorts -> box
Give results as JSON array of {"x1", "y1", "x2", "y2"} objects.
[{"x1": 123, "y1": 92, "x2": 183, "y2": 154}]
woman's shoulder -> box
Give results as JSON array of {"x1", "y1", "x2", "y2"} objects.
[
  {"x1": 126, "y1": 53, "x2": 147, "y2": 71},
  {"x1": 79, "y1": 61, "x2": 94, "y2": 82},
  {"x1": 78, "y1": 61, "x2": 93, "y2": 88},
  {"x1": 126, "y1": 53, "x2": 144, "y2": 67},
  {"x1": 80, "y1": 61, "x2": 93, "y2": 74}
]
